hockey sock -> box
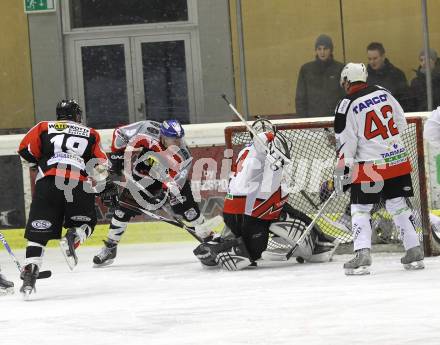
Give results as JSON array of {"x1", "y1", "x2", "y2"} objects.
[
  {"x1": 24, "y1": 241, "x2": 45, "y2": 269},
  {"x1": 351, "y1": 204, "x2": 373, "y2": 251},
  {"x1": 75, "y1": 224, "x2": 92, "y2": 245},
  {"x1": 386, "y1": 198, "x2": 420, "y2": 250},
  {"x1": 107, "y1": 212, "x2": 130, "y2": 243}
]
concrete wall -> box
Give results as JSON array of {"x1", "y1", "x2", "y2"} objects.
[
  {"x1": 0, "y1": 0, "x2": 35, "y2": 129},
  {"x1": 28, "y1": 9, "x2": 66, "y2": 123},
  {"x1": 197, "y1": 0, "x2": 236, "y2": 123}
]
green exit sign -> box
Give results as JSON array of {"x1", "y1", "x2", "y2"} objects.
[{"x1": 24, "y1": 0, "x2": 56, "y2": 13}]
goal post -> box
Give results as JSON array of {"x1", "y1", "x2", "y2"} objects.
[{"x1": 225, "y1": 116, "x2": 439, "y2": 256}]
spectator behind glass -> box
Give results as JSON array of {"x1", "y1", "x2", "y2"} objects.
[
  {"x1": 408, "y1": 48, "x2": 440, "y2": 112},
  {"x1": 295, "y1": 34, "x2": 344, "y2": 118},
  {"x1": 366, "y1": 42, "x2": 410, "y2": 110}
]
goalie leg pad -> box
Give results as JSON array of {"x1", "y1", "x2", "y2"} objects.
[
  {"x1": 214, "y1": 238, "x2": 251, "y2": 271},
  {"x1": 307, "y1": 239, "x2": 340, "y2": 263},
  {"x1": 268, "y1": 221, "x2": 315, "y2": 260}
]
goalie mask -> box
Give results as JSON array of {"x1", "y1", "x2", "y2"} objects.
[
  {"x1": 251, "y1": 118, "x2": 276, "y2": 136},
  {"x1": 251, "y1": 118, "x2": 291, "y2": 161}
]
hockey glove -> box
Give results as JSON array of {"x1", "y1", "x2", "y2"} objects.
[
  {"x1": 99, "y1": 180, "x2": 119, "y2": 208},
  {"x1": 109, "y1": 153, "x2": 124, "y2": 176},
  {"x1": 268, "y1": 150, "x2": 285, "y2": 171},
  {"x1": 319, "y1": 179, "x2": 335, "y2": 203}
]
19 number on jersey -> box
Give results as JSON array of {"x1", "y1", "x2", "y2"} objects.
[
  {"x1": 50, "y1": 134, "x2": 88, "y2": 156},
  {"x1": 364, "y1": 105, "x2": 399, "y2": 140}
]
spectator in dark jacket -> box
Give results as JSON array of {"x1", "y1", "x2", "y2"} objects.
[
  {"x1": 366, "y1": 42, "x2": 410, "y2": 109},
  {"x1": 408, "y1": 48, "x2": 440, "y2": 112},
  {"x1": 295, "y1": 34, "x2": 344, "y2": 118}
]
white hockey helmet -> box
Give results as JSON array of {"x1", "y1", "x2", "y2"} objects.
[{"x1": 340, "y1": 63, "x2": 368, "y2": 86}]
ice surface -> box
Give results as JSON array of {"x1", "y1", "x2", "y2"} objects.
[{"x1": 1, "y1": 242, "x2": 440, "y2": 345}]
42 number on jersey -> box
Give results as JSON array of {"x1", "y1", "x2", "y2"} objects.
[{"x1": 364, "y1": 105, "x2": 399, "y2": 140}]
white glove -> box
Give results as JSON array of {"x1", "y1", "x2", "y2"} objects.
[
  {"x1": 193, "y1": 215, "x2": 223, "y2": 240},
  {"x1": 268, "y1": 150, "x2": 284, "y2": 171}
]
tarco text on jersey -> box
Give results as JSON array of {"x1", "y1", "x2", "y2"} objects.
[{"x1": 352, "y1": 94, "x2": 388, "y2": 114}]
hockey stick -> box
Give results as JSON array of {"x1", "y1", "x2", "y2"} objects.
[
  {"x1": 285, "y1": 191, "x2": 337, "y2": 260},
  {"x1": 0, "y1": 232, "x2": 51, "y2": 279},
  {"x1": 300, "y1": 190, "x2": 351, "y2": 234},
  {"x1": 119, "y1": 200, "x2": 205, "y2": 242},
  {"x1": 221, "y1": 94, "x2": 291, "y2": 164}
]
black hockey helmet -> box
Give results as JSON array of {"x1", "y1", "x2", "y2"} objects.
[{"x1": 56, "y1": 99, "x2": 82, "y2": 123}]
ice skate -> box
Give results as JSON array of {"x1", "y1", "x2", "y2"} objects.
[
  {"x1": 20, "y1": 264, "x2": 39, "y2": 300},
  {"x1": 401, "y1": 246, "x2": 424, "y2": 270},
  {"x1": 344, "y1": 248, "x2": 372, "y2": 275},
  {"x1": 59, "y1": 228, "x2": 80, "y2": 270},
  {"x1": 93, "y1": 240, "x2": 118, "y2": 267},
  {"x1": 0, "y1": 272, "x2": 14, "y2": 296}
]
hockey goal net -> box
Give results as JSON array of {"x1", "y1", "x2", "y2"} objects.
[{"x1": 225, "y1": 116, "x2": 439, "y2": 256}]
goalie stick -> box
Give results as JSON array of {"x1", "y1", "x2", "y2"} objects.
[
  {"x1": 0, "y1": 232, "x2": 51, "y2": 279},
  {"x1": 221, "y1": 94, "x2": 292, "y2": 165},
  {"x1": 285, "y1": 191, "x2": 337, "y2": 260},
  {"x1": 300, "y1": 190, "x2": 351, "y2": 234}
]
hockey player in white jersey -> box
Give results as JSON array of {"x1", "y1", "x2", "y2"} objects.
[
  {"x1": 424, "y1": 106, "x2": 440, "y2": 145},
  {"x1": 194, "y1": 120, "x2": 338, "y2": 270},
  {"x1": 335, "y1": 62, "x2": 424, "y2": 275}
]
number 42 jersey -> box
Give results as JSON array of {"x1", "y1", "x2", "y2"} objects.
[
  {"x1": 334, "y1": 84, "x2": 412, "y2": 183},
  {"x1": 18, "y1": 121, "x2": 108, "y2": 182}
]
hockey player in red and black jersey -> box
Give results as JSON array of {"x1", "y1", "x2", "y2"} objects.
[
  {"x1": 92, "y1": 119, "x2": 219, "y2": 266},
  {"x1": 17, "y1": 99, "x2": 110, "y2": 298},
  {"x1": 194, "y1": 120, "x2": 338, "y2": 270},
  {"x1": 334, "y1": 63, "x2": 424, "y2": 275}
]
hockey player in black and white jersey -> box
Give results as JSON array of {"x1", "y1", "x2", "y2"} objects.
[
  {"x1": 93, "y1": 119, "x2": 219, "y2": 266},
  {"x1": 0, "y1": 265, "x2": 14, "y2": 295},
  {"x1": 334, "y1": 63, "x2": 424, "y2": 275},
  {"x1": 193, "y1": 120, "x2": 338, "y2": 270}
]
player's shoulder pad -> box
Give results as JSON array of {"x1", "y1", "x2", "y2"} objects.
[
  {"x1": 335, "y1": 98, "x2": 352, "y2": 116},
  {"x1": 334, "y1": 97, "x2": 354, "y2": 135}
]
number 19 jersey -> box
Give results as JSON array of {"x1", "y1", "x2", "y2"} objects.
[
  {"x1": 18, "y1": 121, "x2": 107, "y2": 182},
  {"x1": 334, "y1": 84, "x2": 412, "y2": 183}
]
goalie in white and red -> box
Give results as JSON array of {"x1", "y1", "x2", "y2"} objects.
[
  {"x1": 194, "y1": 120, "x2": 338, "y2": 270},
  {"x1": 334, "y1": 62, "x2": 424, "y2": 275}
]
